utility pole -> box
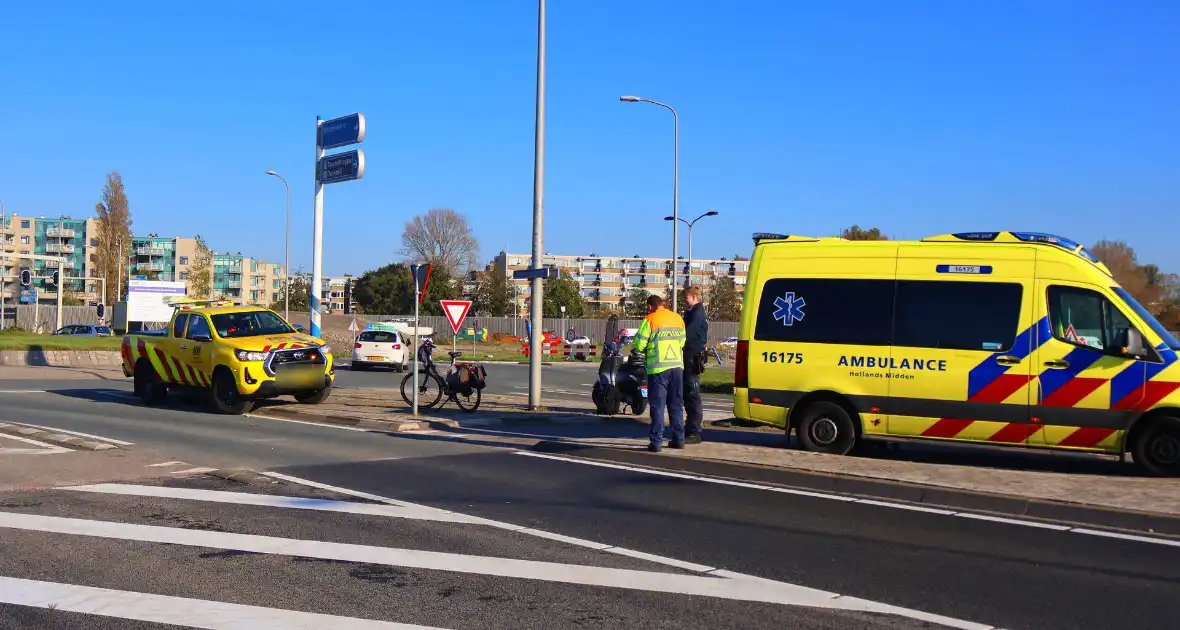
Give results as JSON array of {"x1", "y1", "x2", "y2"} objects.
[{"x1": 527, "y1": 0, "x2": 547, "y2": 410}]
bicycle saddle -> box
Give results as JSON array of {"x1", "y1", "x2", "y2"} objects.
[{"x1": 448, "y1": 351, "x2": 464, "y2": 359}]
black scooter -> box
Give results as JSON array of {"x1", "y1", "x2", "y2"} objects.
[{"x1": 593, "y1": 315, "x2": 648, "y2": 416}]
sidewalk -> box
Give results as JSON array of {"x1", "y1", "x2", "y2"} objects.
[{"x1": 253, "y1": 387, "x2": 1180, "y2": 522}]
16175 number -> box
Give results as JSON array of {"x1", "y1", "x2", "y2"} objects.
[{"x1": 762, "y1": 351, "x2": 803, "y2": 364}]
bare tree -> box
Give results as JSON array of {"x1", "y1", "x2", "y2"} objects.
[
  {"x1": 187, "y1": 236, "x2": 213, "y2": 299},
  {"x1": 399, "y1": 208, "x2": 478, "y2": 272},
  {"x1": 93, "y1": 171, "x2": 132, "y2": 304}
]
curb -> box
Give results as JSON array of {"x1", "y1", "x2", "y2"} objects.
[
  {"x1": 207, "y1": 468, "x2": 282, "y2": 485},
  {"x1": 0, "y1": 423, "x2": 119, "y2": 451},
  {"x1": 250, "y1": 407, "x2": 451, "y2": 433},
  {"x1": 531, "y1": 440, "x2": 1180, "y2": 537},
  {"x1": 250, "y1": 405, "x2": 645, "y2": 433}
]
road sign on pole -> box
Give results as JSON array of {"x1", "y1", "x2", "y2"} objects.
[
  {"x1": 441, "y1": 300, "x2": 473, "y2": 334},
  {"x1": 410, "y1": 264, "x2": 432, "y2": 303},
  {"x1": 318, "y1": 150, "x2": 365, "y2": 184},
  {"x1": 311, "y1": 111, "x2": 367, "y2": 339},
  {"x1": 512, "y1": 266, "x2": 558, "y2": 280},
  {"x1": 319, "y1": 113, "x2": 366, "y2": 150}
]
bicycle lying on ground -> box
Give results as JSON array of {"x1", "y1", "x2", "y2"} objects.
[{"x1": 400, "y1": 340, "x2": 487, "y2": 412}]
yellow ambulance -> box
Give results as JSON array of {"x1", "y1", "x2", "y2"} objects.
[{"x1": 734, "y1": 231, "x2": 1180, "y2": 475}]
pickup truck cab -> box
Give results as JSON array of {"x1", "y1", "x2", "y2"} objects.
[{"x1": 121, "y1": 301, "x2": 335, "y2": 414}]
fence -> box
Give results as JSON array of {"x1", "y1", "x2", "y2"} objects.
[
  {"x1": 356, "y1": 314, "x2": 739, "y2": 345},
  {"x1": 0, "y1": 305, "x2": 102, "y2": 332}
]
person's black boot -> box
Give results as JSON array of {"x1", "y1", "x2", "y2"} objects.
[
  {"x1": 648, "y1": 442, "x2": 662, "y2": 453},
  {"x1": 685, "y1": 433, "x2": 702, "y2": 445}
]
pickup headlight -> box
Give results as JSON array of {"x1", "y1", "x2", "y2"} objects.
[
  {"x1": 320, "y1": 344, "x2": 332, "y2": 355},
  {"x1": 235, "y1": 350, "x2": 268, "y2": 362}
]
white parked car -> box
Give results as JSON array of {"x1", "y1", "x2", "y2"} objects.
[
  {"x1": 718, "y1": 336, "x2": 739, "y2": 349},
  {"x1": 352, "y1": 330, "x2": 410, "y2": 372}
]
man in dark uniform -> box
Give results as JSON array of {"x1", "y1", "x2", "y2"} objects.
[{"x1": 682, "y1": 286, "x2": 708, "y2": 444}]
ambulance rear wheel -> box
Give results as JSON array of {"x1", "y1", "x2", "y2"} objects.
[
  {"x1": 796, "y1": 401, "x2": 857, "y2": 455},
  {"x1": 1132, "y1": 416, "x2": 1180, "y2": 477}
]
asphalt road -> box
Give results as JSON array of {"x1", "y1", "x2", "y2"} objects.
[{"x1": 0, "y1": 376, "x2": 1177, "y2": 629}]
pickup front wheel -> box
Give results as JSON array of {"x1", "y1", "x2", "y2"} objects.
[
  {"x1": 294, "y1": 386, "x2": 332, "y2": 405},
  {"x1": 210, "y1": 370, "x2": 254, "y2": 415}
]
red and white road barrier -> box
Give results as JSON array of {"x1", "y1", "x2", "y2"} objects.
[{"x1": 563, "y1": 343, "x2": 597, "y2": 361}]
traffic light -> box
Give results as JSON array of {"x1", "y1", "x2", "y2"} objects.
[
  {"x1": 50, "y1": 271, "x2": 60, "y2": 287},
  {"x1": 96, "y1": 303, "x2": 105, "y2": 318},
  {"x1": 19, "y1": 269, "x2": 30, "y2": 287}
]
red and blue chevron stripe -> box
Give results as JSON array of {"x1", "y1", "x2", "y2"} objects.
[
  {"x1": 966, "y1": 316, "x2": 1050, "y2": 403},
  {"x1": 1109, "y1": 344, "x2": 1179, "y2": 411}
]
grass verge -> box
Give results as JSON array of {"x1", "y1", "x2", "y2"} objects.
[
  {"x1": 699, "y1": 369, "x2": 735, "y2": 395},
  {"x1": 0, "y1": 332, "x2": 122, "y2": 351}
]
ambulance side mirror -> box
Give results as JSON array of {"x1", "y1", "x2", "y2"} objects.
[{"x1": 1118, "y1": 328, "x2": 1148, "y2": 359}]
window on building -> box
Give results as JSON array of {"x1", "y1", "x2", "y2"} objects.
[
  {"x1": 20, "y1": 220, "x2": 29, "y2": 229},
  {"x1": 893, "y1": 281, "x2": 1023, "y2": 352},
  {"x1": 179, "y1": 256, "x2": 189, "y2": 265},
  {"x1": 20, "y1": 236, "x2": 28, "y2": 244},
  {"x1": 754, "y1": 278, "x2": 893, "y2": 345},
  {"x1": 90, "y1": 238, "x2": 99, "y2": 247},
  {"x1": 180, "y1": 272, "x2": 188, "y2": 280}
]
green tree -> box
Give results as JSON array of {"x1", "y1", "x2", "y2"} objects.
[
  {"x1": 354, "y1": 263, "x2": 414, "y2": 315},
  {"x1": 471, "y1": 270, "x2": 513, "y2": 317},
  {"x1": 662, "y1": 285, "x2": 688, "y2": 314},
  {"x1": 271, "y1": 273, "x2": 310, "y2": 312},
  {"x1": 94, "y1": 171, "x2": 133, "y2": 304},
  {"x1": 840, "y1": 225, "x2": 888, "y2": 240},
  {"x1": 187, "y1": 236, "x2": 213, "y2": 299},
  {"x1": 421, "y1": 264, "x2": 460, "y2": 316},
  {"x1": 543, "y1": 271, "x2": 587, "y2": 318},
  {"x1": 708, "y1": 276, "x2": 742, "y2": 322},
  {"x1": 623, "y1": 288, "x2": 651, "y2": 318}
]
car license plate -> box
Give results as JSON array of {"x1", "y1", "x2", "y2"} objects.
[
  {"x1": 276, "y1": 365, "x2": 322, "y2": 389},
  {"x1": 367, "y1": 356, "x2": 384, "y2": 361}
]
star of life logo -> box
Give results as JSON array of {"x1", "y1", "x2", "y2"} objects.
[{"x1": 773, "y1": 292, "x2": 806, "y2": 326}]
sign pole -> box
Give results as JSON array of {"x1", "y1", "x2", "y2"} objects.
[
  {"x1": 310, "y1": 116, "x2": 325, "y2": 339},
  {"x1": 55, "y1": 259, "x2": 64, "y2": 332},
  {"x1": 412, "y1": 276, "x2": 420, "y2": 417},
  {"x1": 528, "y1": 0, "x2": 546, "y2": 410}
]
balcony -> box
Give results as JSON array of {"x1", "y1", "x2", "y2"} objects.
[
  {"x1": 46, "y1": 227, "x2": 76, "y2": 238},
  {"x1": 136, "y1": 262, "x2": 165, "y2": 272},
  {"x1": 45, "y1": 243, "x2": 76, "y2": 254},
  {"x1": 136, "y1": 246, "x2": 169, "y2": 256}
]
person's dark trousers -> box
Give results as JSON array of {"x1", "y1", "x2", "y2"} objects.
[
  {"x1": 647, "y1": 368, "x2": 686, "y2": 448},
  {"x1": 683, "y1": 370, "x2": 703, "y2": 440}
]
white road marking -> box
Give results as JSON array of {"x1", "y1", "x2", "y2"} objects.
[
  {"x1": 0, "y1": 510, "x2": 991, "y2": 626},
  {"x1": 170, "y1": 467, "x2": 218, "y2": 475},
  {"x1": 62, "y1": 484, "x2": 492, "y2": 525},
  {"x1": 259, "y1": 472, "x2": 993, "y2": 629},
  {"x1": 512, "y1": 451, "x2": 1180, "y2": 548},
  {"x1": 0, "y1": 433, "x2": 72, "y2": 455},
  {"x1": 0, "y1": 389, "x2": 47, "y2": 394},
  {"x1": 146, "y1": 461, "x2": 188, "y2": 467},
  {"x1": 0, "y1": 576, "x2": 443, "y2": 629},
  {"x1": 244, "y1": 413, "x2": 372, "y2": 432},
  {"x1": 2, "y1": 421, "x2": 134, "y2": 445}
]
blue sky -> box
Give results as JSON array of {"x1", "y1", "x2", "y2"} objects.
[{"x1": 1, "y1": 1, "x2": 1177, "y2": 275}]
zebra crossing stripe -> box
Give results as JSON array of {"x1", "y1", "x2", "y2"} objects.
[{"x1": 0, "y1": 576, "x2": 443, "y2": 629}]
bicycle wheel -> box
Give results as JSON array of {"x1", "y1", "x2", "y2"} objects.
[
  {"x1": 401, "y1": 370, "x2": 443, "y2": 409},
  {"x1": 453, "y1": 387, "x2": 482, "y2": 413}
]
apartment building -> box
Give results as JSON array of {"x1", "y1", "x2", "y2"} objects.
[
  {"x1": 212, "y1": 253, "x2": 285, "y2": 306},
  {"x1": 290, "y1": 273, "x2": 356, "y2": 314},
  {"x1": 490, "y1": 251, "x2": 748, "y2": 311},
  {"x1": 1, "y1": 214, "x2": 101, "y2": 304}
]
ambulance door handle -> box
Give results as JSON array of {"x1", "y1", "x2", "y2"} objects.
[
  {"x1": 1044, "y1": 359, "x2": 1069, "y2": 369},
  {"x1": 995, "y1": 355, "x2": 1021, "y2": 365}
]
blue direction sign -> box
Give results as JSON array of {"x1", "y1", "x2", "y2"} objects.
[
  {"x1": 20, "y1": 289, "x2": 37, "y2": 304},
  {"x1": 513, "y1": 266, "x2": 559, "y2": 280},
  {"x1": 320, "y1": 113, "x2": 366, "y2": 150},
  {"x1": 319, "y1": 150, "x2": 366, "y2": 184}
]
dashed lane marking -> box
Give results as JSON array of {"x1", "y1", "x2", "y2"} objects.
[
  {"x1": 1, "y1": 421, "x2": 134, "y2": 446},
  {"x1": 513, "y1": 451, "x2": 1180, "y2": 549},
  {"x1": 0, "y1": 433, "x2": 72, "y2": 455}
]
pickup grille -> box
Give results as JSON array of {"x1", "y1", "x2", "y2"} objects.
[{"x1": 264, "y1": 347, "x2": 325, "y2": 376}]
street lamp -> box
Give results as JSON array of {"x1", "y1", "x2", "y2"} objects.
[
  {"x1": 265, "y1": 170, "x2": 291, "y2": 321},
  {"x1": 664, "y1": 210, "x2": 719, "y2": 290},
  {"x1": 620, "y1": 94, "x2": 680, "y2": 308}
]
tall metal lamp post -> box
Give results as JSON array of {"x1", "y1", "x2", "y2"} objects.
[
  {"x1": 620, "y1": 94, "x2": 679, "y2": 307},
  {"x1": 265, "y1": 170, "x2": 291, "y2": 321},
  {"x1": 664, "y1": 210, "x2": 718, "y2": 290}
]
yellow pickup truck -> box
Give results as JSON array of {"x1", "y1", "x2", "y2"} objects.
[{"x1": 121, "y1": 301, "x2": 335, "y2": 414}]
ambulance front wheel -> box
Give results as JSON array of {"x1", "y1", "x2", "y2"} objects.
[{"x1": 796, "y1": 401, "x2": 857, "y2": 455}]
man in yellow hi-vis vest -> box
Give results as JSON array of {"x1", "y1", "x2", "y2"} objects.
[{"x1": 631, "y1": 294, "x2": 687, "y2": 452}]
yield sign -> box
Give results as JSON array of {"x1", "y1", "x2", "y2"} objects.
[{"x1": 440, "y1": 300, "x2": 473, "y2": 334}]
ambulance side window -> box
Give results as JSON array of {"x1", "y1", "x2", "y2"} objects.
[
  {"x1": 1046, "y1": 286, "x2": 1133, "y2": 353},
  {"x1": 894, "y1": 281, "x2": 1023, "y2": 352},
  {"x1": 753, "y1": 278, "x2": 893, "y2": 345}
]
